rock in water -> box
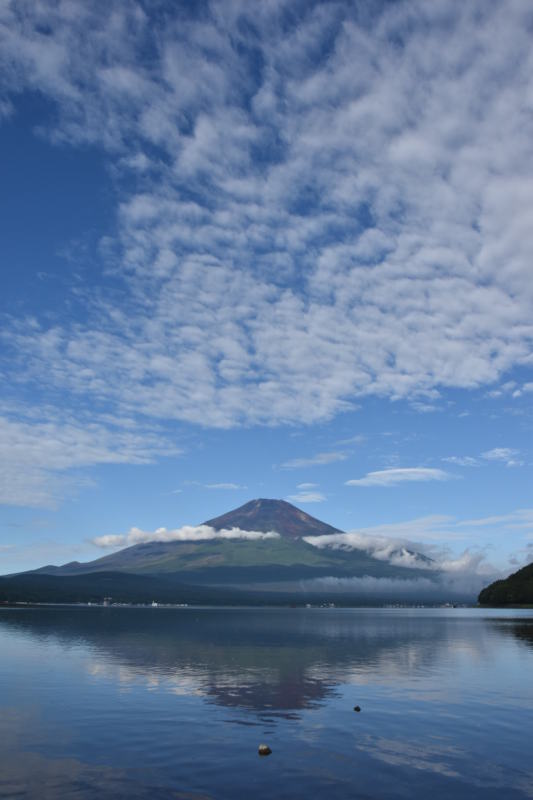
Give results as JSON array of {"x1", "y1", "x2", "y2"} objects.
[
  {"x1": 353, "y1": 705, "x2": 361, "y2": 712},
  {"x1": 258, "y1": 744, "x2": 272, "y2": 756}
]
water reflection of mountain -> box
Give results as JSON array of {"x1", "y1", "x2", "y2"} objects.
[{"x1": 0, "y1": 608, "x2": 521, "y2": 714}]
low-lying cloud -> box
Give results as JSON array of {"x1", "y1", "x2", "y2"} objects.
[
  {"x1": 305, "y1": 531, "x2": 434, "y2": 569},
  {"x1": 92, "y1": 525, "x2": 280, "y2": 549},
  {"x1": 303, "y1": 525, "x2": 500, "y2": 598},
  {"x1": 298, "y1": 571, "x2": 492, "y2": 600},
  {"x1": 300, "y1": 575, "x2": 438, "y2": 595}
]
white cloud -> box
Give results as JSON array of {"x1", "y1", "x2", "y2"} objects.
[
  {"x1": 297, "y1": 483, "x2": 318, "y2": 489},
  {"x1": 1, "y1": 0, "x2": 533, "y2": 503},
  {"x1": 482, "y1": 448, "x2": 517, "y2": 460},
  {"x1": 281, "y1": 452, "x2": 347, "y2": 469},
  {"x1": 286, "y1": 492, "x2": 326, "y2": 504},
  {"x1": 92, "y1": 524, "x2": 280, "y2": 549},
  {"x1": 300, "y1": 507, "x2": 533, "y2": 591},
  {"x1": 346, "y1": 467, "x2": 450, "y2": 487},
  {"x1": 185, "y1": 481, "x2": 247, "y2": 490},
  {"x1": 336, "y1": 435, "x2": 366, "y2": 446},
  {"x1": 297, "y1": 565, "x2": 500, "y2": 598},
  {"x1": 456, "y1": 509, "x2": 533, "y2": 530},
  {"x1": 487, "y1": 381, "x2": 518, "y2": 399},
  {"x1": 204, "y1": 483, "x2": 247, "y2": 490},
  {"x1": 443, "y1": 447, "x2": 525, "y2": 468},
  {"x1": 442, "y1": 456, "x2": 480, "y2": 467},
  {"x1": 481, "y1": 448, "x2": 523, "y2": 467},
  {"x1": 305, "y1": 530, "x2": 435, "y2": 568},
  {"x1": 303, "y1": 514, "x2": 508, "y2": 596},
  {"x1": 0, "y1": 411, "x2": 180, "y2": 508}
]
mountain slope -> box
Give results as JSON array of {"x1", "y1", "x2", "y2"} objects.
[
  {"x1": 35, "y1": 537, "x2": 423, "y2": 582},
  {"x1": 204, "y1": 498, "x2": 342, "y2": 538},
  {"x1": 31, "y1": 499, "x2": 348, "y2": 576},
  {"x1": 15, "y1": 499, "x2": 438, "y2": 598},
  {"x1": 478, "y1": 562, "x2": 533, "y2": 606}
]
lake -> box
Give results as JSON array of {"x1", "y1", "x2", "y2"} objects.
[{"x1": 1, "y1": 606, "x2": 532, "y2": 799}]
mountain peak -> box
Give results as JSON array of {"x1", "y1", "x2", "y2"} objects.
[{"x1": 202, "y1": 498, "x2": 342, "y2": 539}]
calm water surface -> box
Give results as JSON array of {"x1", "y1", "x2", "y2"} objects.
[{"x1": 1, "y1": 606, "x2": 532, "y2": 799}]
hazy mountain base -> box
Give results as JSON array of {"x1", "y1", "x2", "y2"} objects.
[
  {"x1": 0, "y1": 572, "x2": 252, "y2": 606},
  {"x1": 0, "y1": 568, "x2": 475, "y2": 606}
]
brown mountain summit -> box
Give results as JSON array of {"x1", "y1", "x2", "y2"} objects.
[{"x1": 203, "y1": 498, "x2": 341, "y2": 539}]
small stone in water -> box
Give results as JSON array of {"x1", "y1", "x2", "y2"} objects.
[
  {"x1": 258, "y1": 744, "x2": 272, "y2": 756},
  {"x1": 353, "y1": 705, "x2": 361, "y2": 712}
]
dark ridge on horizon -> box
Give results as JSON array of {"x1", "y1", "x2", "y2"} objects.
[{"x1": 479, "y1": 561, "x2": 533, "y2": 606}]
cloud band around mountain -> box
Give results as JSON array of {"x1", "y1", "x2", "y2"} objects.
[{"x1": 92, "y1": 525, "x2": 280, "y2": 549}]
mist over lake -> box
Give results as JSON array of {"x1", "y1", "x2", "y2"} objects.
[{"x1": 1, "y1": 606, "x2": 532, "y2": 799}]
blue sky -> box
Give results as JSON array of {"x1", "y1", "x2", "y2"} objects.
[{"x1": 0, "y1": 0, "x2": 532, "y2": 580}]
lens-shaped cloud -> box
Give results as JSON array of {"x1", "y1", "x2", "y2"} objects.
[{"x1": 346, "y1": 468, "x2": 451, "y2": 487}]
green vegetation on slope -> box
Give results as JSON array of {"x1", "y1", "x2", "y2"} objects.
[
  {"x1": 33, "y1": 536, "x2": 427, "y2": 582},
  {"x1": 122, "y1": 537, "x2": 333, "y2": 573},
  {"x1": 478, "y1": 562, "x2": 533, "y2": 606}
]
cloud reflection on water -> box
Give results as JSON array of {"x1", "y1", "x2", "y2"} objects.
[
  {"x1": 1, "y1": 607, "x2": 532, "y2": 715},
  {"x1": 1, "y1": 607, "x2": 533, "y2": 800}
]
